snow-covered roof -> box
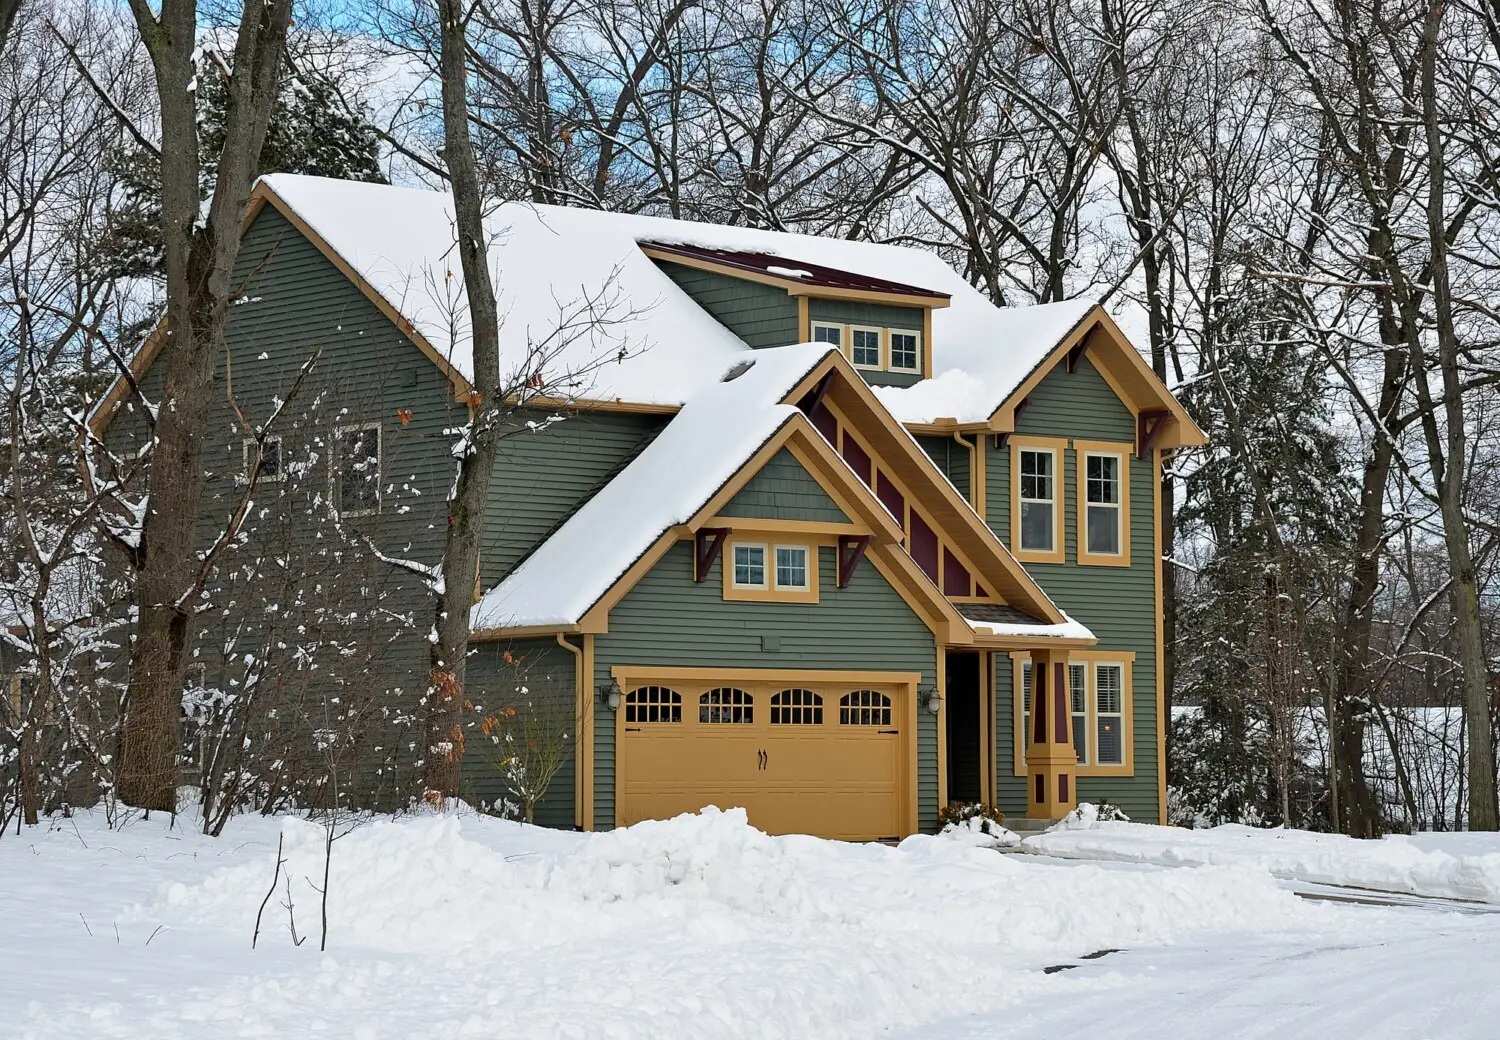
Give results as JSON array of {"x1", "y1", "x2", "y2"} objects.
[
  {"x1": 257, "y1": 175, "x2": 1106, "y2": 417},
  {"x1": 471, "y1": 344, "x2": 835, "y2": 630},
  {"x1": 964, "y1": 611, "x2": 1096, "y2": 642}
]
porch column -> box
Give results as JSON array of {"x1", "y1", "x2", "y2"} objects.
[{"x1": 1025, "y1": 648, "x2": 1078, "y2": 820}]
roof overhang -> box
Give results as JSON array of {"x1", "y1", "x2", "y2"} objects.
[{"x1": 640, "y1": 243, "x2": 952, "y2": 309}]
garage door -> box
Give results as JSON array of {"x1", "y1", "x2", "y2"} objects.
[{"x1": 616, "y1": 675, "x2": 910, "y2": 841}]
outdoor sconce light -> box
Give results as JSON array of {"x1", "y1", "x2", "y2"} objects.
[
  {"x1": 598, "y1": 679, "x2": 622, "y2": 712},
  {"x1": 921, "y1": 685, "x2": 942, "y2": 714}
]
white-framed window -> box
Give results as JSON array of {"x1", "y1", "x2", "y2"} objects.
[
  {"x1": 242, "y1": 436, "x2": 284, "y2": 483},
  {"x1": 732, "y1": 543, "x2": 768, "y2": 588},
  {"x1": 1069, "y1": 662, "x2": 1088, "y2": 765},
  {"x1": 850, "y1": 325, "x2": 883, "y2": 368},
  {"x1": 811, "y1": 322, "x2": 843, "y2": 348},
  {"x1": 334, "y1": 423, "x2": 381, "y2": 516},
  {"x1": 775, "y1": 545, "x2": 809, "y2": 589},
  {"x1": 1018, "y1": 448, "x2": 1057, "y2": 553},
  {"x1": 889, "y1": 330, "x2": 921, "y2": 371},
  {"x1": 1020, "y1": 661, "x2": 1032, "y2": 752},
  {"x1": 1084, "y1": 452, "x2": 1123, "y2": 556},
  {"x1": 1095, "y1": 663, "x2": 1125, "y2": 765}
]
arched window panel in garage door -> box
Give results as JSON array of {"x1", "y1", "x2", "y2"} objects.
[
  {"x1": 840, "y1": 690, "x2": 892, "y2": 726},
  {"x1": 625, "y1": 686, "x2": 682, "y2": 723},
  {"x1": 699, "y1": 688, "x2": 753, "y2": 724},
  {"x1": 770, "y1": 689, "x2": 824, "y2": 725}
]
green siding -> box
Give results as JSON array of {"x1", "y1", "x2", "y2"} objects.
[
  {"x1": 464, "y1": 638, "x2": 578, "y2": 828},
  {"x1": 915, "y1": 435, "x2": 971, "y2": 503},
  {"x1": 483, "y1": 411, "x2": 665, "y2": 586},
  {"x1": 984, "y1": 356, "x2": 1160, "y2": 821},
  {"x1": 719, "y1": 448, "x2": 848, "y2": 522},
  {"x1": 592, "y1": 542, "x2": 939, "y2": 832},
  {"x1": 655, "y1": 261, "x2": 799, "y2": 348},
  {"x1": 808, "y1": 298, "x2": 925, "y2": 388}
]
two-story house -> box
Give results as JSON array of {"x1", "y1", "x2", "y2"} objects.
[{"x1": 91, "y1": 174, "x2": 1203, "y2": 838}]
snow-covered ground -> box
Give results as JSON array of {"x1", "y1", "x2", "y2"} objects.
[
  {"x1": 1027, "y1": 818, "x2": 1500, "y2": 902},
  {"x1": 3, "y1": 806, "x2": 1499, "y2": 1039}
]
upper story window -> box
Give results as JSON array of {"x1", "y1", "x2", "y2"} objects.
[
  {"x1": 242, "y1": 436, "x2": 283, "y2": 483},
  {"x1": 335, "y1": 424, "x2": 381, "y2": 516},
  {"x1": 810, "y1": 321, "x2": 922, "y2": 376},
  {"x1": 733, "y1": 543, "x2": 767, "y2": 588},
  {"x1": 775, "y1": 546, "x2": 809, "y2": 589},
  {"x1": 1076, "y1": 441, "x2": 1131, "y2": 566},
  {"x1": 1010, "y1": 437, "x2": 1067, "y2": 564},
  {"x1": 724, "y1": 540, "x2": 818, "y2": 602}
]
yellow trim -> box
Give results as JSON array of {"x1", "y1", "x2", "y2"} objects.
[
  {"x1": 1154, "y1": 448, "x2": 1168, "y2": 824},
  {"x1": 866, "y1": 547, "x2": 973, "y2": 645},
  {"x1": 922, "y1": 309, "x2": 934, "y2": 380},
  {"x1": 704, "y1": 517, "x2": 864, "y2": 536},
  {"x1": 798, "y1": 296, "x2": 810, "y2": 341},
  {"x1": 888, "y1": 328, "x2": 923, "y2": 375},
  {"x1": 722, "y1": 540, "x2": 820, "y2": 603},
  {"x1": 519, "y1": 395, "x2": 682, "y2": 416},
  {"x1": 1010, "y1": 650, "x2": 1136, "y2": 778},
  {"x1": 1073, "y1": 439, "x2": 1132, "y2": 568},
  {"x1": 577, "y1": 527, "x2": 687, "y2": 634},
  {"x1": 638, "y1": 245, "x2": 951, "y2": 310},
  {"x1": 1009, "y1": 436, "x2": 1069, "y2": 566},
  {"x1": 472, "y1": 623, "x2": 581, "y2": 641}
]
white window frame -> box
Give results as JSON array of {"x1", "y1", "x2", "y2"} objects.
[
  {"x1": 810, "y1": 321, "x2": 844, "y2": 349},
  {"x1": 1082, "y1": 450, "x2": 1125, "y2": 560},
  {"x1": 1069, "y1": 661, "x2": 1089, "y2": 766},
  {"x1": 242, "y1": 435, "x2": 285, "y2": 484},
  {"x1": 1094, "y1": 662, "x2": 1126, "y2": 766},
  {"x1": 731, "y1": 542, "x2": 769, "y2": 589},
  {"x1": 774, "y1": 544, "x2": 810, "y2": 590},
  {"x1": 1017, "y1": 446, "x2": 1059, "y2": 556},
  {"x1": 333, "y1": 422, "x2": 382, "y2": 517},
  {"x1": 888, "y1": 329, "x2": 922, "y2": 372},
  {"x1": 848, "y1": 324, "x2": 885, "y2": 370}
]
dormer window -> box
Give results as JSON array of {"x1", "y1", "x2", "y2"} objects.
[
  {"x1": 851, "y1": 327, "x2": 882, "y2": 368},
  {"x1": 811, "y1": 323, "x2": 842, "y2": 349},
  {"x1": 812, "y1": 320, "x2": 924, "y2": 376},
  {"x1": 890, "y1": 332, "x2": 921, "y2": 372}
]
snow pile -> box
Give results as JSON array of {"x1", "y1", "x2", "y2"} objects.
[
  {"x1": 1052, "y1": 801, "x2": 1133, "y2": 830},
  {"x1": 1027, "y1": 821, "x2": 1500, "y2": 903},
  {"x1": 937, "y1": 815, "x2": 1021, "y2": 849}
]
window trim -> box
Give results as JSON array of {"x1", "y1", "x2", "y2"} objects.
[
  {"x1": 1075, "y1": 440, "x2": 1132, "y2": 567},
  {"x1": 242, "y1": 435, "x2": 285, "y2": 484},
  {"x1": 773, "y1": 544, "x2": 811, "y2": 590},
  {"x1": 723, "y1": 540, "x2": 819, "y2": 603},
  {"x1": 809, "y1": 321, "x2": 844, "y2": 350},
  {"x1": 887, "y1": 329, "x2": 922, "y2": 372},
  {"x1": 1010, "y1": 650, "x2": 1134, "y2": 777},
  {"x1": 848, "y1": 324, "x2": 885, "y2": 371},
  {"x1": 333, "y1": 422, "x2": 383, "y2": 517},
  {"x1": 730, "y1": 542, "x2": 769, "y2": 590},
  {"x1": 1010, "y1": 436, "x2": 1067, "y2": 565}
]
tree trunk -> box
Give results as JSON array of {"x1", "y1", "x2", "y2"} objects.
[
  {"x1": 117, "y1": 0, "x2": 292, "y2": 811},
  {"x1": 426, "y1": 0, "x2": 504, "y2": 799}
]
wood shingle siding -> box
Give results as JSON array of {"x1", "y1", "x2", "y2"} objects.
[
  {"x1": 985, "y1": 356, "x2": 1160, "y2": 821},
  {"x1": 654, "y1": 261, "x2": 800, "y2": 348},
  {"x1": 482, "y1": 411, "x2": 666, "y2": 586},
  {"x1": 593, "y1": 542, "x2": 939, "y2": 831},
  {"x1": 719, "y1": 448, "x2": 849, "y2": 523}
]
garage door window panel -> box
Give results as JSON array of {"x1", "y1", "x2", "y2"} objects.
[
  {"x1": 625, "y1": 686, "x2": 682, "y2": 723},
  {"x1": 840, "y1": 690, "x2": 892, "y2": 726},
  {"x1": 700, "y1": 688, "x2": 753, "y2": 724},
  {"x1": 771, "y1": 689, "x2": 824, "y2": 725}
]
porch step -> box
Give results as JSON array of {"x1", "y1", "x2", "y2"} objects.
[{"x1": 1005, "y1": 817, "x2": 1061, "y2": 838}]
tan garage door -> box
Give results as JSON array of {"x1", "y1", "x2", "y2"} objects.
[{"x1": 616, "y1": 674, "x2": 911, "y2": 841}]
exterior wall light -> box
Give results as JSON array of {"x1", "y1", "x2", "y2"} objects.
[
  {"x1": 598, "y1": 679, "x2": 622, "y2": 711},
  {"x1": 921, "y1": 685, "x2": 942, "y2": 714}
]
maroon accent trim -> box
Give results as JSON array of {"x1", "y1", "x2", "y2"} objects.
[
  {"x1": 810, "y1": 401, "x2": 839, "y2": 445},
  {"x1": 842, "y1": 436, "x2": 873, "y2": 485},
  {"x1": 942, "y1": 548, "x2": 971, "y2": 597},
  {"x1": 1066, "y1": 330, "x2": 1092, "y2": 373},
  {"x1": 976, "y1": 583, "x2": 987, "y2": 598},
  {"x1": 876, "y1": 472, "x2": 905, "y2": 527},
  {"x1": 910, "y1": 512, "x2": 939, "y2": 583},
  {"x1": 693, "y1": 527, "x2": 730, "y2": 582},
  {"x1": 837, "y1": 535, "x2": 872, "y2": 588},
  {"x1": 1059, "y1": 773, "x2": 1069, "y2": 803},
  {"x1": 1031, "y1": 660, "x2": 1049, "y2": 745},
  {"x1": 1034, "y1": 774, "x2": 1044, "y2": 804},
  {"x1": 1053, "y1": 662, "x2": 1068, "y2": 744},
  {"x1": 798, "y1": 372, "x2": 835, "y2": 421},
  {"x1": 641, "y1": 241, "x2": 952, "y2": 300},
  {"x1": 1137, "y1": 409, "x2": 1171, "y2": 459}
]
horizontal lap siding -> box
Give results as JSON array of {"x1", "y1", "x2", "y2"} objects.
[
  {"x1": 719, "y1": 448, "x2": 848, "y2": 522},
  {"x1": 463, "y1": 638, "x2": 578, "y2": 828},
  {"x1": 915, "y1": 435, "x2": 971, "y2": 504},
  {"x1": 482, "y1": 412, "x2": 664, "y2": 586},
  {"x1": 655, "y1": 262, "x2": 799, "y2": 348},
  {"x1": 593, "y1": 542, "x2": 939, "y2": 831},
  {"x1": 986, "y1": 357, "x2": 1160, "y2": 822}
]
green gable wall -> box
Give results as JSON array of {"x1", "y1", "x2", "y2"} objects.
[
  {"x1": 655, "y1": 261, "x2": 799, "y2": 348},
  {"x1": 984, "y1": 356, "x2": 1160, "y2": 821},
  {"x1": 482, "y1": 411, "x2": 665, "y2": 586},
  {"x1": 463, "y1": 637, "x2": 578, "y2": 828},
  {"x1": 808, "y1": 298, "x2": 925, "y2": 388},
  {"x1": 592, "y1": 542, "x2": 939, "y2": 832},
  {"x1": 915, "y1": 435, "x2": 971, "y2": 503},
  {"x1": 718, "y1": 447, "x2": 848, "y2": 522}
]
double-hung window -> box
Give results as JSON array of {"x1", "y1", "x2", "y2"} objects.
[
  {"x1": 1017, "y1": 446, "x2": 1059, "y2": 558},
  {"x1": 1014, "y1": 653, "x2": 1132, "y2": 773},
  {"x1": 335, "y1": 424, "x2": 381, "y2": 515},
  {"x1": 1076, "y1": 442, "x2": 1130, "y2": 565}
]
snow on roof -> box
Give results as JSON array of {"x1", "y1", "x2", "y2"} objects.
[
  {"x1": 471, "y1": 344, "x2": 835, "y2": 630},
  {"x1": 964, "y1": 612, "x2": 1096, "y2": 642},
  {"x1": 258, "y1": 175, "x2": 1105, "y2": 416}
]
